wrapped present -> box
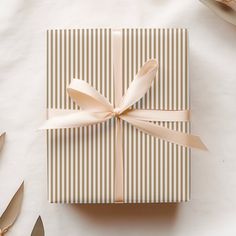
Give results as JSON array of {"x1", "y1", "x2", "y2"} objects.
[{"x1": 43, "y1": 28, "x2": 206, "y2": 203}]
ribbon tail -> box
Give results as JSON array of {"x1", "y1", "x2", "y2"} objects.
[
  {"x1": 120, "y1": 115, "x2": 207, "y2": 151},
  {"x1": 40, "y1": 111, "x2": 111, "y2": 130}
]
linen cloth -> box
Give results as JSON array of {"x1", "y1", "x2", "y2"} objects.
[{"x1": 0, "y1": 0, "x2": 236, "y2": 235}]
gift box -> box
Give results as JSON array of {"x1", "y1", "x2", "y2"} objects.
[{"x1": 45, "y1": 28, "x2": 204, "y2": 204}]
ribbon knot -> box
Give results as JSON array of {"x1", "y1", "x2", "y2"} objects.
[{"x1": 112, "y1": 108, "x2": 122, "y2": 117}]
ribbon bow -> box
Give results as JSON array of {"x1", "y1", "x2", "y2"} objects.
[
  {"x1": 41, "y1": 59, "x2": 206, "y2": 150},
  {"x1": 41, "y1": 59, "x2": 206, "y2": 202}
]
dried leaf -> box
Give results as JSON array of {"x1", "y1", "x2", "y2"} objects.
[
  {"x1": 0, "y1": 132, "x2": 6, "y2": 152},
  {"x1": 216, "y1": 0, "x2": 236, "y2": 11},
  {"x1": 0, "y1": 182, "x2": 24, "y2": 235},
  {"x1": 31, "y1": 216, "x2": 44, "y2": 236},
  {"x1": 200, "y1": 0, "x2": 236, "y2": 25}
]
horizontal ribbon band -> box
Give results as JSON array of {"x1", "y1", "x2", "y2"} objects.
[{"x1": 47, "y1": 108, "x2": 190, "y2": 122}]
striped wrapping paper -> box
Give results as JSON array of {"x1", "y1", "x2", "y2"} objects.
[{"x1": 46, "y1": 28, "x2": 190, "y2": 203}]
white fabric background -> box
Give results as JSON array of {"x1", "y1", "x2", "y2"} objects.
[{"x1": 0, "y1": 0, "x2": 236, "y2": 235}]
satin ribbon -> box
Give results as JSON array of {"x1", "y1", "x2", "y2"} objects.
[{"x1": 41, "y1": 30, "x2": 207, "y2": 203}]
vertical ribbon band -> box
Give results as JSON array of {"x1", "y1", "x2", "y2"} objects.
[{"x1": 112, "y1": 29, "x2": 124, "y2": 203}]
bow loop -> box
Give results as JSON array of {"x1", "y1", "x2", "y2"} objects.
[
  {"x1": 67, "y1": 79, "x2": 113, "y2": 112},
  {"x1": 117, "y1": 60, "x2": 158, "y2": 114}
]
